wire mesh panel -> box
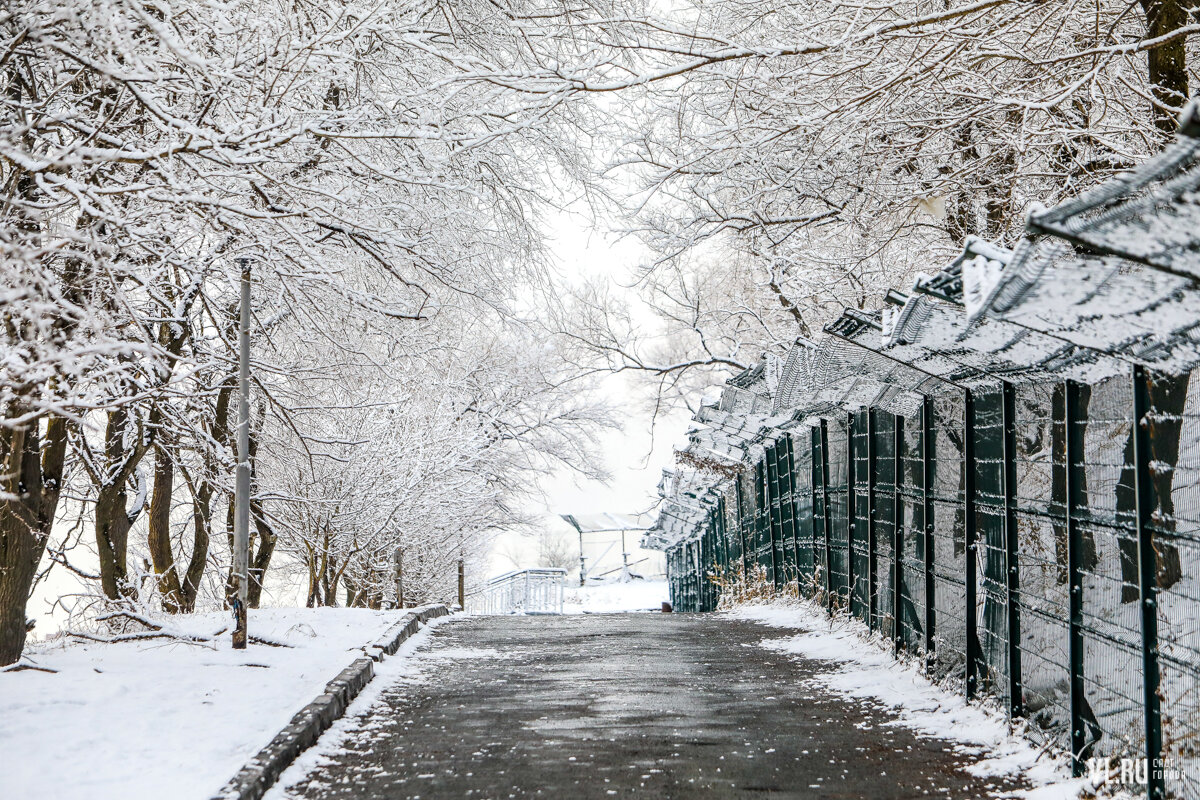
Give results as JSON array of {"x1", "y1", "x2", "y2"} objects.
[
  {"x1": 674, "y1": 546, "x2": 685, "y2": 610},
  {"x1": 753, "y1": 460, "x2": 773, "y2": 583},
  {"x1": 874, "y1": 410, "x2": 898, "y2": 638},
  {"x1": 1011, "y1": 383, "x2": 1072, "y2": 746},
  {"x1": 793, "y1": 434, "x2": 816, "y2": 590},
  {"x1": 766, "y1": 444, "x2": 782, "y2": 590},
  {"x1": 707, "y1": 510, "x2": 721, "y2": 612},
  {"x1": 736, "y1": 475, "x2": 754, "y2": 581},
  {"x1": 828, "y1": 416, "x2": 852, "y2": 612},
  {"x1": 722, "y1": 486, "x2": 742, "y2": 576},
  {"x1": 851, "y1": 410, "x2": 871, "y2": 623},
  {"x1": 812, "y1": 425, "x2": 831, "y2": 605},
  {"x1": 972, "y1": 386, "x2": 1012, "y2": 705},
  {"x1": 898, "y1": 412, "x2": 928, "y2": 653},
  {"x1": 1077, "y1": 375, "x2": 1147, "y2": 769},
  {"x1": 930, "y1": 387, "x2": 969, "y2": 685},
  {"x1": 1147, "y1": 370, "x2": 1200, "y2": 797},
  {"x1": 768, "y1": 441, "x2": 794, "y2": 589},
  {"x1": 776, "y1": 439, "x2": 799, "y2": 587}
]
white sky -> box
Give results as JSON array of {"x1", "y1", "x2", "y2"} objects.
[{"x1": 489, "y1": 206, "x2": 692, "y2": 576}]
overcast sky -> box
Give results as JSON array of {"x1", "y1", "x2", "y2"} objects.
[{"x1": 490, "y1": 207, "x2": 693, "y2": 575}]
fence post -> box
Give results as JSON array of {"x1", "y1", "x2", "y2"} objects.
[
  {"x1": 867, "y1": 408, "x2": 877, "y2": 630},
  {"x1": 1001, "y1": 381, "x2": 1023, "y2": 718},
  {"x1": 1064, "y1": 379, "x2": 1088, "y2": 775},
  {"x1": 820, "y1": 418, "x2": 834, "y2": 614},
  {"x1": 1132, "y1": 365, "x2": 1165, "y2": 800},
  {"x1": 811, "y1": 425, "x2": 824, "y2": 605},
  {"x1": 964, "y1": 387, "x2": 980, "y2": 702},
  {"x1": 922, "y1": 395, "x2": 936, "y2": 660},
  {"x1": 895, "y1": 413, "x2": 905, "y2": 655},
  {"x1": 847, "y1": 412, "x2": 857, "y2": 616}
]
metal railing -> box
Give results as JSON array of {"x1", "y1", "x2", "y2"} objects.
[{"x1": 467, "y1": 568, "x2": 566, "y2": 615}]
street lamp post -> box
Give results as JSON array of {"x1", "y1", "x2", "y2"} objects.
[
  {"x1": 232, "y1": 258, "x2": 252, "y2": 649},
  {"x1": 578, "y1": 528, "x2": 587, "y2": 587}
]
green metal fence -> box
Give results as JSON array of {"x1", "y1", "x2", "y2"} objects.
[{"x1": 666, "y1": 370, "x2": 1200, "y2": 799}]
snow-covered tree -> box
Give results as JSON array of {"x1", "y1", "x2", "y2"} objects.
[
  {"x1": 535, "y1": 0, "x2": 1200, "y2": 409},
  {"x1": 0, "y1": 0, "x2": 623, "y2": 664}
]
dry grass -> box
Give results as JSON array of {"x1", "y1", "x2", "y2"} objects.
[{"x1": 710, "y1": 563, "x2": 806, "y2": 609}]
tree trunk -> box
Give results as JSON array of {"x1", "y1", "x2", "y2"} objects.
[
  {"x1": 1116, "y1": 371, "x2": 1188, "y2": 601},
  {"x1": 144, "y1": 304, "x2": 202, "y2": 612},
  {"x1": 0, "y1": 415, "x2": 69, "y2": 665},
  {"x1": 95, "y1": 483, "x2": 136, "y2": 600},
  {"x1": 247, "y1": 501, "x2": 276, "y2": 608},
  {"x1": 306, "y1": 559, "x2": 321, "y2": 608},
  {"x1": 984, "y1": 111, "x2": 1021, "y2": 243},
  {"x1": 147, "y1": 441, "x2": 184, "y2": 613},
  {"x1": 224, "y1": 495, "x2": 236, "y2": 607},
  {"x1": 180, "y1": 480, "x2": 212, "y2": 613},
  {"x1": 1139, "y1": 0, "x2": 1189, "y2": 135},
  {"x1": 94, "y1": 408, "x2": 148, "y2": 600},
  {"x1": 323, "y1": 556, "x2": 338, "y2": 607},
  {"x1": 95, "y1": 489, "x2": 131, "y2": 602},
  {"x1": 944, "y1": 122, "x2": 980, "y2": 246},
  {"x1": 244, "y1": 421, "x2": 275, "y2": 608}
]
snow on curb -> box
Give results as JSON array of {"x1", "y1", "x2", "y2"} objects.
[
  {"x1": 727, "y1": 601, "x2": 1093, "y2": 800},
  {"x1": 211, "y1": 605, "x2": 452, "y2": 800}
]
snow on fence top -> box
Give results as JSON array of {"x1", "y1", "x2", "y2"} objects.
[{"x1": 648, "y1": 109, "x2": 1200, "y2": 554}]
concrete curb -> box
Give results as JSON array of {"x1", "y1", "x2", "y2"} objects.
[{"x1": 212, "y1": 604, "x2": 453, "y2": 800}]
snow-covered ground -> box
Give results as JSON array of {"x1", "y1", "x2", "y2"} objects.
[
  {"x1": 561, "y1": 578, "x2": 668, "y2": 613},
  {"x1": 0, "y1": 608, "x2": 433, "y2": 800},
  {"x1": 728, "y1": 601, "x2": 1104, "y2": 800}
]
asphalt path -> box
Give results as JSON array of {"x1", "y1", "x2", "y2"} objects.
[{"x1": 277, "y1": 614, "x2": 1024, "y2": 799}]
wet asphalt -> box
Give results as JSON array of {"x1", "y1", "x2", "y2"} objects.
[{"x1": 278, "y1": 613, "x2": 1024, "y2": 799}]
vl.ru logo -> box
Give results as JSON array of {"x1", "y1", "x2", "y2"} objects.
[{"x1": 1086, "y1": 757, "x2": 1181, "y2": 785}]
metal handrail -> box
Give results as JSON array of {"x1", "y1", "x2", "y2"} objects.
[{"x1": 467, "y1": 568, "x2": 566, "y2": 615}]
